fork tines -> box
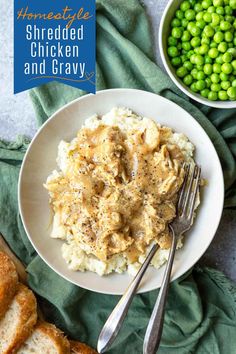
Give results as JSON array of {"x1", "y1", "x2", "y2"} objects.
[{"x1": 178, "y1": 163, "x2": 201, "y2": 220}]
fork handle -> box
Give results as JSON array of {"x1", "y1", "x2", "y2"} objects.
[
  {"x1": 143, "y1": 226, "x2": 177, "y2": 354},
  {"x1": 97, "y1": 243, "x2": 158, "y2": 353}
]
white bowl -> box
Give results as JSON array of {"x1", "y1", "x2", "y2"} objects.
[
  {"x1": 19, "y1": 89, "x2": 224, "y2": 295},
  {"x1": 159, "y1": 0, "x2": 236, "y2": 109}
]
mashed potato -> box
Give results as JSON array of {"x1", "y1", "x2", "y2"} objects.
[{"x1": 45, "y1": 107, "x2": 196, "y2": 276}]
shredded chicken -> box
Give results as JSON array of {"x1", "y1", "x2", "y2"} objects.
[{"x1": 45, "y1": 123, "x2": 185, "y2": 263}]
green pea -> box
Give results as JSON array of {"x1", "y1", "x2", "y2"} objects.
[
  {"x1": 171, "y1": 18, "x2": 181, "y2": 27},
  {"x1": 196, "y1": 65, "x2": 204, "y2": 71},
  {"x1": 216, "y1": 6, "x2": 224, "y2": 14},
  {"x1": 183, "y1": 74, "x2": 194, "y2": 85},
  {"x1": 220, "y1": 21, "x2": 231, "y2": 31},
  {"x1": 182, "y1": 30, "x2": 191, "y2": 41},
  {"x1": 176, "y1": 10, "x2": 184, "y2": 19},
  {"x1": 210, "y1": 41, "x2": 218, "y2": 48},
  {"x1": 202, "y1": 0, "x2": 213, "y2": 8},
  {"x1": 200, "y1": 88, "x2": 210, "y2": 97},
  {"x1": 191, "y1": 25, "x2": 201, "y2": 36},
  {"x1": 183, "y1": 60, "x2": 194, "y2": 71},
  {"x1": 218, "y1": 42, "x2": 228, "y2": 52},
  {"x1": 187, "y1": 21, "x2": 195, "y2": 31},
  {"x1": 201, "y1": 36, "x2": 211, "y2": 44},
  {"x1": 189, "y1": 0, "x2": 197, "y2": 7},
  {"x1": 232, "y1": 79, "x2": 236, "y2": 87},
  {"x1": 229, "y1": 0, "x2": 236, "y2": 9},
  {"x1": 229, "y1": 74, "x2": 235, "y2": 82},
  {"x1": 225, "y1": 15, "x2": 234, "y2": 23},
  {"x1": 213, "y1": 63, "x2": 221, "y2": 73},
  {"x1": 181, "y1": 1, "x2": 191, "y2": 11},
  {"x1": 211, "y1": 73, "x2": 220, "y2": 83},
  {"x1": 187, "y1": 50, "x2": 195, "y2": 58},
  {"x1": 172, "y1": 27, "x2": 183, "y2": 38},
  {"x1": 194, "y1": 3, "x2": 203, "y2": 12},
  {"x1": 185, "y1": 9, "x2": 196, "y2": 20},
  {"x1": 182, "y1": 42, "x2": 192, "y2": 51},
  {"x1": 218, "y1": 90, "x2": 229, "y2": 100},
  {"x1": 168, "y1": 46, "x2": 179, "y2": 57},
  {"x1": 207, "y1": 5, "x2": 216, "y2": 12},
  {"x1": 225, "y1": 5, "x2": 233, "y2": 14},
  {"x1": 221, "y1": 62, "x2": 233, "y2": 73},
  {"x1": 191, "y1": 68, "x2": 199, "y2": 78},
  {"x1": 171, "y1": 57, "x2": 182, "y2": 67},
  {"x1": 232, "y1": 60, "x2": 236, "y2": 70},
  {"x1": 220, "y1": 72, "x2": 229, "y2": 81},
  {"x1": 204, "y1": 25, "x2": 215, "y2": 37},
  {"x1": 190, "y1": 54, "x2": 197, "y2": 63},
  {"x1": 194, "y1": 47, "x2": 201, "y2": 54},
  {"x1": 213, "y1": 0, "x2": 224, "y2": 5},
  {"x1": 181, "y1": 54, "x2": 188, "y2": 63},
  {"x1": 221, "y1": 80, "x2": 231, "y2": 89},
  {"x1": 197, "y1": 70, "x2": 206, "y2": 79},
  {"x1": 211, "y1": 83, "x2": 221, "y2": 91},
  {"x1": 196, "y1": 80, "x2": 206, "y2": 90},
  {"x1": 204, "y1": 63, "x2": 213, "y2": 74},
  {"x1": 190, "y1": 82, "x2": 198, "y2": 92},
  {"x1": 168, "y1": 36, "x2": 178, "y2": 46},
  {"x1": 228, "y1": 48, "x2": 236, "y2": 58},
  {"x1": 213, "y1": 31, "x2": 224, "y2": 43},
  {"x1": 199, "y1": 44, "x2": 209, "y2": 54},
  {"x1": 222, "y1": 52, "x2": 232, "y2": 62},
  {"x1": 216, "y1": 54, "x2": 224, "y2": 63},
  {"x1": 191, "y1": 37, "x2": 201, "y2": 47},
  {"x1": 205, "y1": 55, "x2": 213, "y2": 63},
  {"x1": 227, "y1": 86, "x2": 236, "y2": 99},
  {"x1": 182, "y1": 18, "x2": 189, "y2": 27},
  {"x1": 196, "y1": 11, "x2": 204, "y2": 20},
  {"x1": 208, "y1": 91, "x2": 218, "y2": 100},
  {"x1": 211, "y1": 13, "x2": 221, "y2": 26},
  {"x1": 176, "y1": 66, "x2": 188, "y2": 77},
  {"x1": 196, "y1": 20, "x2": 206, "y2": 28},
  {"x1": 208, "y1": 48, "x2": 219, "y2": 58},
  {"x1": 203, "y1": 12, "x2": 212, "y2": 22},
  {"x1": 195, "y1": 54, "x2": 204, "y2": 65}
]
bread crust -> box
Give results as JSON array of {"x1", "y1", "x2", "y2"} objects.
[
  {"x1": 70, "y1": 340, "x2": 98, "y2": 354},
  {"x1": 35, "y1": 321, "x2": 70, "y2": 353},
  {"x1": 0, "y1": 251, "x2": 18, "y2": 319},
  {"x1": 5, "y1": 283, "x2": 37, "y2": 353}
]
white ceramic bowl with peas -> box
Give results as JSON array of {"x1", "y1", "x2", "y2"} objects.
[{"x1": 159, "y1": 0, "x2": 236, "y2": 108}]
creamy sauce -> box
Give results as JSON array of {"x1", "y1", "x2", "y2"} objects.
[{"x1": 46, "y1": 124, "x2": 185, "y2": 263}]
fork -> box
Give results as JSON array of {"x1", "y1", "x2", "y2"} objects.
[
  {"x1": 143, "y1": 164, "x2": 201, "y2": 354},
  {"x1": 97, "y1": 164, "x2": 201, "y2": 354}
]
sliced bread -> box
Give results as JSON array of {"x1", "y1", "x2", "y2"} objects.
[
  {"x1": 0, "y1": 283, "x2": 37, "y2": 354},
  {"x1": 0, "y1": 251, "x2": 18, "y2": 319},
  {"x1": 17, "y1": 321, "x2": 70, "y2": 354},
  {"x1": 70, "y1": 340, "x2": 98, "y2": 354}
]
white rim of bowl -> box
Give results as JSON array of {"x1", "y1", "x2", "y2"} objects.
[
  {"x1": 159, "y1": 0, "x2": 236, "y2": 109},
  {"x1": 18, "y1": 88, "x2": 225, "y2": 294}
]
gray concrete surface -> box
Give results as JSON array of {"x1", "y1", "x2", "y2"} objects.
[{"x1": 0, "y1": 0, "x2": 235, "y2": 281}]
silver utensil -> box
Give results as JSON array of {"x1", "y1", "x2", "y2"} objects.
[
  {"x1": 97, "y1": 164, "x2": 201, "y2": 354},
  {"x1": 97, "y1": 243, "x2": 159, "y2": 353},
  {"x1": 143, "y1": 164, "x2": 201, "y2": 354}
]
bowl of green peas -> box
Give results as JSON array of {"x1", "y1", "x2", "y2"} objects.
[{"x1": 159, "y1": 0, "x2": 236, "y2": 108}]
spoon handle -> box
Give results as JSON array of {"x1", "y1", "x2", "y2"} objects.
[
  {"x1": 143, "y1": 227, "x2": 177, "y2": 354},
  {"x1": 97, "y1": 243, "x2": 158, "y2": 353}
]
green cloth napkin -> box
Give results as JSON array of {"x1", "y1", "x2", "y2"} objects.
[{"x1": 1, "y1": 0, "x2": 236, "y2": 352}]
